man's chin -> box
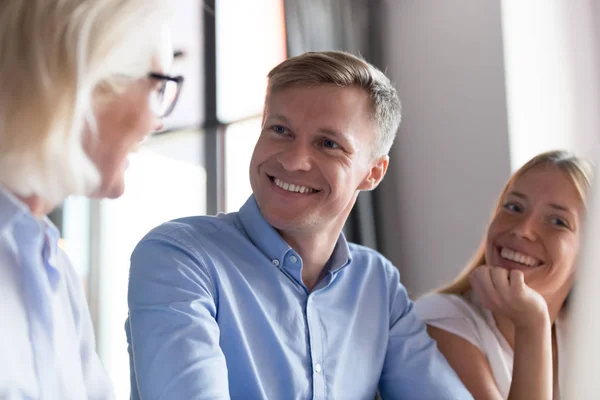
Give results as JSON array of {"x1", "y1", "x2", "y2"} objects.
[{"x1": 262, "y1": 209, "x2": 316, "y2": 234}]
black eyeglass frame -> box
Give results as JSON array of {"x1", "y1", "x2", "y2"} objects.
[{"x1": 148, "y1": 72, "x2": 185, "y2": 117}]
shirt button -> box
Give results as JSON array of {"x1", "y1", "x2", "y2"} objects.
[
  {"x1": 315, "y1": 363, "x2": 322, "y2": 373},
  {"x1": 272, "y1": 259, "x2": 280, "y2": 267},
  {"x1": 290, "y1": 255, "x2": 298, "y2": 263}
]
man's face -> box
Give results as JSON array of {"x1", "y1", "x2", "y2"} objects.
[{"x1": 249, "y1": 84, "x2": 388, "y2": 237}]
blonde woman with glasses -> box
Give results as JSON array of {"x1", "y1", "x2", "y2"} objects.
[{"x1": 0, "y1": 1, "x2": 183, "y2": 398}]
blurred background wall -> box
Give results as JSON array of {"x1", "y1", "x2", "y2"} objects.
[{"x1": 377, "y1": 0, "x2": 512, "y2": 296}]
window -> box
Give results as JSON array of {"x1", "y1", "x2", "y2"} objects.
[
  {"x1": 216, "y1": 0, "x2": 287, "y2": 212},
  {"x1": 60, "y1": 196, "x2": 91, "y2": 294},
  {"x1": 96, "y1": 130, "x2": 206, "y2": 399},
  {"x1": 225, "y1": 117, "x2": 262, "y2": 211},
  {"x1": 216, "y1": 0, "x2": 286, "y2": 123},
  {"x1": 163, "y1": 0, "x2": 204, "y2": 130}
]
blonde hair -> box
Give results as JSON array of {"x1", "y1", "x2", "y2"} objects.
[
  {"x1": 438, "y1": 150, "x2": 594, "y2": 295},
  {"x1": 0, "y1": 0, "x2": 174, "y2": 205},
  {"x1": 266, "y1": 51, "x2": 402, "y2": 157}
]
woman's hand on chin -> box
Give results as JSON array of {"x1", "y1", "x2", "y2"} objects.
[{"x1": 469, "y1": 265, "x2": 550, "y2": 330}]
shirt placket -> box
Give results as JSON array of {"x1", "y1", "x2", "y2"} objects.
[
  {"x1": 14, "y1": 218, "x2": 58, "y2": 397},
  {"x1": 306, "y1": 293, "x2": 326, "y2": 400},
  {"x1": 279, "y1": 250, "x2": 329, "y2": 399}
]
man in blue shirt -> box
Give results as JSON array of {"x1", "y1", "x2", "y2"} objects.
[{"x1": 126, "y1": 51, "x2": 472, "y2": 399}]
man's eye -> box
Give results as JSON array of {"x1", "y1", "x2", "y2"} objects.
[{"x1": 550, "y1": 217, "x2": 569, "y2": 228}]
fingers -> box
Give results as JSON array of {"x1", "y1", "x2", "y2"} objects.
[
  {"x1": 470, "y1": 266, "x2": 548, "y2": 327},
  {"x1": 509, "y1": 269, "x2": 525, "y2": 290},
  {"x1": 470, "y1": 266, "x2": 514, "y2": 312},
  {"x1": 490, "y1": 267, "x2": 512, "y2": 303},
  {"x1": 507, "y1": 269, "x2": 527, "y2": 301}
]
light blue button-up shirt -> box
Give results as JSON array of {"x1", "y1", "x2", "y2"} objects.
[
  {"x1": 126, "y1": 196, "x2": 472, "y2": 400},
  {"x1": 0, "y1": 186, "x2": 114, "y2": 399}
]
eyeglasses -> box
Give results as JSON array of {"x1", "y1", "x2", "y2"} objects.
[{"x1": 148, "y1": 73, "x2": 184, "y2": 118}]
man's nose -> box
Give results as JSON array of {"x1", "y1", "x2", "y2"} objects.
[{"x1": 278, "y1": 142, "x2": 312, "y2": 172}]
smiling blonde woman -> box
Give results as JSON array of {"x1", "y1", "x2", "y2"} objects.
[
  {"x1": 415, "y1": 150, "x2": 593, "y2": 400},
  {"x1": 0, "y1": 1, "x2": 183, "y2": 398}
]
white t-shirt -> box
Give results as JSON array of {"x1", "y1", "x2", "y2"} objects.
[{"x1": 415, "y1": 292, "x2": 568, "y2": 399}]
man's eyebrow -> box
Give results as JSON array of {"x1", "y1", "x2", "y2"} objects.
[
  {"x1": 263, "y1": 115, "x2": 358, "y2": 149},
  {"x1": 318, "y1": 128, "x2": 357, "y2": 149},
  {"x1": 264, "y1": 114, "x2": 290, "y2": 124}
]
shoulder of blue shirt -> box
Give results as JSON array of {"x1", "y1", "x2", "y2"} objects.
[{"x1": 131, "y1": 212, "x2": 402, "y2": 281}]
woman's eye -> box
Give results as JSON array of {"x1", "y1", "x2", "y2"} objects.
[
  {"x1": 503, "y1": 202, "x2": 522, "y2": 213},
  {"x1": 323, "y1": 139, "x2": 339, "y2": 149},
  {"x1": 272, "y1": 125, "x2": 287, "y2": 135}
]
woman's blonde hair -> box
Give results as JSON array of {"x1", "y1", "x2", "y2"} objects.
[
  {"x1": 266, "y1": 51, "x2": 402, "y2": 158},
  {"x1": 0, "y1": 0, "x2": 175, "y2": 204},
  {"x1": 438, "y1": 150, "x2": 594, "y2": 295}
]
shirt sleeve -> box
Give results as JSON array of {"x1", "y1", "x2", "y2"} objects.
[
  {"x1": 62, "y1": 252, "x2": 115, "y2": 400},
  {"x1": 377, "y1": 265, "x2": 473, "y2": 400},
  {"x1": 126, "y1": 231, "x2": 230, "y2": 400},
  {"x1": 414, "y1": 294, "x2": 483, "y2": 352}
]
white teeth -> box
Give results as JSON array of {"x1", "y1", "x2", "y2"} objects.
[
  {"x1": 500, "y1": 247, "x2": 539, "y2": 267},
  {"x1": 274, "y1": 178, "x2": 316, "y2": 194}
]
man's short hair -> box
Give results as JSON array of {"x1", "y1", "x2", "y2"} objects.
[{"x1": 266, "y1": 51, "x2": 402, "y2": 158}]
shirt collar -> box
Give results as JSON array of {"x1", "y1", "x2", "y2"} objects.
[
  {"x1": 328, "y1": 234, "x2": 352, "y2": 273},
  {"x1": 43, "y1": 218, "x2": 61, "y2": 279},
  {"x1": 237, "y1": 195, "x2": 352, "y2": 274},
  {"x1": 0, "y1": 184, "x2": 29, "y2": 232},
  {"x1": 0, "y1": 185, "x2": 62, "y2": 289},
  {"x1": 238, "y1": 195, "x2": 292, "y2": 266}
]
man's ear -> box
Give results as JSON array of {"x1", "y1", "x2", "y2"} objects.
[{"x1": 358, "y1": 155, "x2": 389, "y2": 191}]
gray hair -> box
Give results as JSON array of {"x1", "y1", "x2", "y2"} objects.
[{"x1": 0, "y1": 0, "x2": 175, "y2": 204}]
